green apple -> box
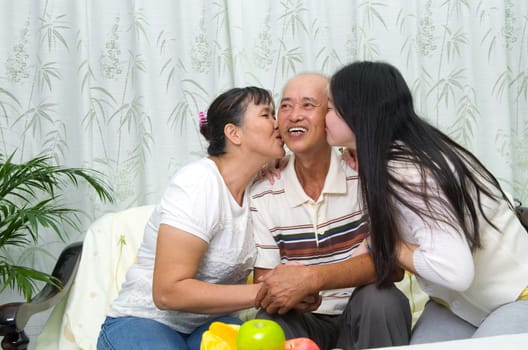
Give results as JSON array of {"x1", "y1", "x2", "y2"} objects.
[{"x1": 236, "y1": 319, "x2": 286, "y2": 350}]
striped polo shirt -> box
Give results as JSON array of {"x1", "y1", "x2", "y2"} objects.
[{"x1": 250, "y1": 149, "x2": 368, "y2": 315}]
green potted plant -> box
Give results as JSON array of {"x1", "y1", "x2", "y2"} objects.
[{"x1": 0, "y1": 151, "x2": 113, "y2": 301}]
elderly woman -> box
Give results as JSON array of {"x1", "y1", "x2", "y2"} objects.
[{"x1": 97, "y1": 87, "x2": 285, "y2": 350}]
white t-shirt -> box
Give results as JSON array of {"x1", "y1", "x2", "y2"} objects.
[{"x1": 108, "y1": 158, "x2": 256, "y2": 333}]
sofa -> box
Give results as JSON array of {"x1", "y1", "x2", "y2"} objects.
[
  {"x1": 36, "y1": 205, "x2": 428, "y2": 349},
  {"x1": 2, "y1": 202, "x2": 526, "y2": 349}
]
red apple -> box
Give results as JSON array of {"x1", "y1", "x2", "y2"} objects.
[
  {"x1": 236, "y1": 319, "x2": 286, "y2": 350},
  {"x1": 284, "y1": 337, "x2": 320, "y2": 350}
]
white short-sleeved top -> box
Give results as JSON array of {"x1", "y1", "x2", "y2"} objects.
[{"x1": 108, "y1": 158, "x2": 256, "y2": 333}]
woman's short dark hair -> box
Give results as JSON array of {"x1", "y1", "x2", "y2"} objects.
[{"x1": 200, "y1": 87, "x2": 274, "y2": 156}]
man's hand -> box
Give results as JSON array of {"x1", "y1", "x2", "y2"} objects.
[{"x1": 255, "y1": 263, "x2": 318, "y2": 315}]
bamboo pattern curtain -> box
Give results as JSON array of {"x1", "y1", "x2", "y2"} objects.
[{"x1": 0, "y1": 0, "x2": 527, "y2": 295}]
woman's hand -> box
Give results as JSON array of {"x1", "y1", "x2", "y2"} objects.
[
  {"x1": 254, "y1": 154, "x2": 290, "y2": 184},
  {"x1": 340, "y1": 147, "x2": 358, "y2": 171},
  {"x1": 396, "y1": 240, "x2": 419, "y2": 274},
  {"x1": 293, "y1": 293, "x2": 322, "y2": 313},
  {"x1": 350, "y1": 237, "x2": 370, "y2": 257}
]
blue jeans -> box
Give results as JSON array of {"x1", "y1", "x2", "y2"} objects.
[{"x1": 97, "y1": 315, "x2": 242, "y2": 350}]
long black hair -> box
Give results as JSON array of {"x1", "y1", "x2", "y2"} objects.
[
  {"x1": 330, "y1": 61, "x2": 510, "y2": 287},
  {"x1": 200, "y1": 87, "x2": 274, "y2": 156}
]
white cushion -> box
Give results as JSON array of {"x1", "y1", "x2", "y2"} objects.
[{"x1": 36, "y1": 205, "x2": 155, "y2": 350}]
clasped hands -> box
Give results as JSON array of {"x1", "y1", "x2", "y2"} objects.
[
  {"x1": 254, "y1": 262, "x2": 322, "y2": 315},
  {"x1": 254, "y1": 238, "x2": 370, "y2": 315}
]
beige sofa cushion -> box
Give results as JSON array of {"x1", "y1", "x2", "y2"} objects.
[{"x1": 36, "y1": 205, "x2": 155, "y2": 350}]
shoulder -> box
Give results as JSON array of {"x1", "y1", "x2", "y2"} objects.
[
  {"x1": 339, "y1": 159, "x2": 359, "y2": 179},
  {"x1": 250, "y1": 155, "x2": 295, "y2": 199},
  {"x1": 329, "y1": 148, "x2": 357, "y2": 176},
  {"x1": 250, "y1": 175, "x2": 286, "y2": 201},
  {"x1": 171, "y1": 158, "x2": 217, "y2": 183},
  {"x1": 175, "y1": 158, "x2": 214, "y2": 176},
  {"x1": 331, "y1": 150, "x2": 360, "y2": 191},
  {"x1": 166, "y1": 158, "x2": 222, "y2": 199}
]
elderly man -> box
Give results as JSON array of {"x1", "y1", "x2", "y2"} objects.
[{"x1": 250, "y1": 73, "x2": 411, "y2": 349}]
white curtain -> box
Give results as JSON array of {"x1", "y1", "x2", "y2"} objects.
[{"x1": 1, "y1": 0, "x2": 527, "y2": 294}]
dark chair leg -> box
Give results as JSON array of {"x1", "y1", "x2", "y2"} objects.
[{"x1": 1, "y1": 331, "x2": 29, "y2": 350}]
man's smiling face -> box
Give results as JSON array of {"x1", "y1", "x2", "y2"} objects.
[{"x1": 277, "y1": 74, "x2": 329, "y2": 155}]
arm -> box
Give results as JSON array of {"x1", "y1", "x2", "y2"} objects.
[
  {"x1": 396, "y1": 241, "x2": 419, "y2": 273},
  {"x1": 391, "y1": 166, "x2": 475, "y2": 291},
  {"x1": 396, "y1": 218, "x2": 473, "y2": 292},
  {"x1": 152, "y1": 224, "x2": 261, "y2": 314}
]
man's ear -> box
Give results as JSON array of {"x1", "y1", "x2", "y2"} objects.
[{"x1": 224, "y1": 123, "x2": 242, "y2": 145}]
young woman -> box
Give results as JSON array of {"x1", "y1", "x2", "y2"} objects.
[
  {"x1": 97, "y1": 87, "x2": 285, "y2": 350},
  {"x1": 325, "y1": 61, "x2": 528, "y2": 343}
]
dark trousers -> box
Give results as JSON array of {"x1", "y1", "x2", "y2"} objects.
[{"x1": 256, "y1": 284, "x2": 412, "y2": 350}]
